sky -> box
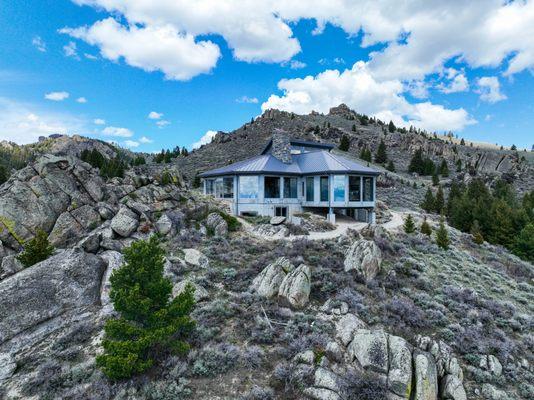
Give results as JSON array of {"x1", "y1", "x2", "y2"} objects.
[{"x1": 0, "y1": 1, "x2": 533, "y2": 153}]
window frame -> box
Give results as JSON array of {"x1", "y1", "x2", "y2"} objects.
[
  {"x1": 306, "y1": 177, "x2": 315, "y2": 202},
  {"x1": 264, "y1": 176, "x2": 281, "y2": 199}
]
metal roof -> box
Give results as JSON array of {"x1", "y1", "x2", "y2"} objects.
[
  {"x1": 261, "y1": 138, "x2": 335, "y2": 154},
  {"x1": 199, "y1": 150, "x2": 379, "y2": 177}
]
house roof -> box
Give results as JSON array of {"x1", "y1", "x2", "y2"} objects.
[
  {"x1": 199, "y1": 150, "x2": 380, "y2": 177},
  {"x1": 261, "y1": 138, "x2": 335, "y2": 154}
]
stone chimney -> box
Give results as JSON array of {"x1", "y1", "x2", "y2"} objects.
[{"x1": 271, "y1": 130, "x2": 292, "y2": 164}]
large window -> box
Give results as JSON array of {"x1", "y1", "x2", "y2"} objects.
[
  {"x1": 306, "y1": 177, "x2": 314, "y2": 202},
  {"x1": 283, "y1": 177, "x2": 298, "y2": 198},
  {"x1": 320, "y1": 176, "x2": 329, "y2": 202},
  {"x1": 264, "y1": 176, "x2": 280, "y2": 198},
  {"x1": 349, "y1": 176, "x2": 361, "y2": 201},
  {"x1": 222, "y1": 177, "x2": 234, "y2": 198},
  {"x1": 363, "y1": 177, "x2": 374, "y2": 201},
  {"x1": 239, "y1": 176, "x2": 258, "y2": 199},
  {"x1": 333, "y1": 175, "x2": 346, "y2": 202},
  {"x1": 205, "y1": 179, "x2": 214, "y2": 195}
]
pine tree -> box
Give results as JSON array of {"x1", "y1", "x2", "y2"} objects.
[
  {"x1": 420, "y1": 218, "x2": 432, "y2": 236},
  {"x1": 432, "y1": 173, "x2": 439, "y2": 186},
  {"x1": 455, "y1": 159, "x2": 462, "y2": 172},
  {"x1": 374, "y1": 140, "x2": 388, "y2": 164},
  {"x1": 511, "y1": 144, "x2": 517, "y2": 150},
  {"x1": 460, "y1": 138, "x2": 465, "y2": 145},
  {"x1": 404, "y1": 214, "x2": 416, "y2": 233},
  {"x1": 386, "y1": 160, "x2": 396, "y2": 172},
  {"x1": 408, "y1": 149, "x2": 424, "y2": 174},
  {"x1": 360, "y1": 147, "x2": 372, "y2": 162},
  {"x1": 436, "y1": 218, "x2": 450, "y2": 250},
  {"x1": 96, "y1": 236, "x2": 195, "y2": 380},
  {"x1": 17, "y1": 229, "x2": 55, "y2": 267},
  {"x1": 513, "y1": 223, "x2": 534, "y2": 262},
  {"x1": 339, "y1": 135, "x2": 350, "y2": 151},
  {"x1": 0, "y1": 165, "x2": 8, "y2": 185},
  {"x1": 388, "y1": 120, "x2": 396, "y2": 133},
  {"x1": 434, "y1": 186, "x2": 445, "y2": 214},
  {"x1": 351, "y1": 124, "x2": 356, "y2": 132},
  {"x1": 439, "y1": 159, "x2": 449, "y2": 177},
  {"x1": 421, "y1": 188, "x2": 435, "y2": 213},
  {"x1": 470, "y1": 220, "x2": 484, "y2": 245}
]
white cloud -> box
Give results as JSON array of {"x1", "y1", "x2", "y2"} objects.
[
  {"x1": 102, "y1": 126, "x2": 134, "y2": 137},
  {"x1": 236, "y1": 96, "x2": 259, "y2": 104},
  {"x1": 288, "y1": 60, "x2": 306, "y2": 69},
  {"x1": 477, "y1": 76, "x2": 507, "y2": 103},
  {"x1": 66, "y1": 1, "x2": 534, "y2": 81},
  {"x1": 438, "y1": 69, "x2": 469, "y2": 94},
  {"x1": 84, "y1": 53, "x2": 98, "y2": 60},
  {"x1": 123, "y1": 140, "x2": 139, "y2": 148},
  {"x1": 262, "y1": 61, "x2": 476, "y2": 132},
  {"x1": 192, "y1": 130, "x2": 217, "y2": 149},
  {"x1": 148, "y1": 111, "x2": 163, "y2": 119},
  {"x1": 156, "y1": 120, "x2": 170, "y2": 128},
  {"x1": 44, "y1": 91, "x2": 70, "y2": 101},
  {"x1": 32, "y1": 36, "x2": 46, "y2": 52},
  {"x1": 60, "y1": 17, "x2": 221, "y2": 80},
  {"x1": 139, "y1": 136, "x2": 153, "y2": 143},
  {"x1": 93, "y1": 118, "x2": 105, "y2": 125},
  {"x1": 0, "y1": 97, "x2": 85, "y2": 144},
  {"x1": 76, "y1": 97, "x2": 87, "y2": 103},
  {"x1": 64, "y1": 41, "x2": 79, "y2": 59}
]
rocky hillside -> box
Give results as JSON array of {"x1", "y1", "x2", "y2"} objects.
[
  {"x1": 176, "y1": 105, "x2": 533, "y2": 194},
  {"x1": 0, "y1": 149, "x2": 532, "y2": 400}
]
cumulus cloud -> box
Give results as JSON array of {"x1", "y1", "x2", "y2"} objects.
[
  {"x1": 156, "y1": 120, "x2": 170, "y2": 128},
  {"x1": 0, "y1": 98, "x2": 85, "y2": 144},
  {"x1": 64, "y1": 41, "x2": 79, "y2": 59},
  {"x1": 438, "y1": 69, "x2": 469, "y2": 94},
  {"x1": 93, "y1": 118, "x2": 105, "y2": 125},
  {"x1": 192, "y1": 130, "x2": 217, "y2": 149},
  {"x1": 44, "y1": 91, "x2": 70, "y2": 101},
  {"x1": 148, "y1": 111, "x2": 163, "y2": 119},
  {"x1": 476, "y1": 76, "x2": 507, "y2": 103},
  {"x1": 32, "y1": 36, "x2": 46, "y2": 52},
  {"x1": 102, "y1": 126, "x2": 134, "y2": 137},
  {"x1": 60, "y1": 18, "x2": 221, "y2": 81},
  {"x1": 236, "y1": 96, "x2": 259, "y2": 104},
  {"x1": 76, "y1": 97, "x2": 87, "y2": 103},
  {"x1": 66, "y1": 1, "x2": 534, "y2": 81},
  {"x1": 139, "y1": 136, "x2": 153, "y2": 143},
  {"x1": 123, "y1": 139, "x2": 139, "y2": 148},
  {"x1": 262, "y1": 61, "x2": 476, "y2": 132}
]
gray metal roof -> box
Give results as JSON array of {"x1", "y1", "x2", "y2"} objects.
[
  {"x1": 199, "y1": 150, "x2": 379, "y2": 177},
  {"x1": 261, "y1": 138, "x2": 335, "y2": 154}
]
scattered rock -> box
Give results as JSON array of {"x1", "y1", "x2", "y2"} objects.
[
  {"x1": 110, "y1": 207, "x2": 139, "y2": 237},
  {"x1": 479, "y1": 355, "x2": 502, "y2": 376},
  {"x1": 270, "y1": 216, "x2": 286, "y2": 225},
  {"x1": 441, "y1": 375, "x2": 467, "y2": 400},
  {"x1": 48, "y1": 211, "x2": 85, "y2": 247},
  {"x1": 344, "y1": 239, "x2": 382, "y2": 281},
  {"x1": 253, "y1": 224, "x2": 289, "y2": 238},
  {"x1": 335, "y1": 313, "x2": 366, "y2": 346},
  {"x1": 347, "y1": 329, "x2": 388, "y2": 373},
  {"x1": 0, "y1": 255, "x2": 24, "y2": 280},
  {"x1": 155, "y1": 214, "x2": 174, "y2": 235},
  {"x1": 481, "y1": 384, "x2": 510, "y2": 400},
  {"x1": 325, "y1": 341, "x2": 344, "y2": 362},
  {"x1": 278, "y1": 264, "x2": 311, "y2": 309},
  {"x1": 251, "y1": 257, "x2": 293, "y2": 298},
  {"x1": 294, "y1": 349, "x2": 315, "y2": 365},
  {"x1": 206, "y1": 212, "x2": 228, "y2": 236},
  {"x1": 303, "y1": 387, "x2": 341, "y2": 400},
  {"x1": 183, "y1": 248, "x2": 209, "y2": 268}
]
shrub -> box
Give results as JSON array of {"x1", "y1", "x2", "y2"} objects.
[
  {"x1": 96, "y1": 236, "x2": 195, "y2": 380},
  {"x1": 217, "y1": 211, "x2": 242, "y2": 232},
  {"x1": 436, "y1": 218, "x2": 450, "y2": 250},
  {"x1": 471, "y1": 220, "x2": 484, "y2": 245},
  {"x1": 420, "y1": 218, "x2": 432, "y2": 236},
  {"x1": 342, "y1": 372, "x2": 389, "y2": 400},
  {"x1": 192, "y1": 343, "x2": 240, "y2": 377},
  {"x1": 386, "y1": 160, "x2": 396, "y2": 172},
  {"x1": 17, "y1": 229, "x2": 54, "y2": 267}
]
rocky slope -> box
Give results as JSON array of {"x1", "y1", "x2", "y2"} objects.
[
  {"x1": 0, "y1": 148, "x2": 532, "y2": 400},
  {"x1": 175, "y1": 105, "x2": 533, "y2": 194}
]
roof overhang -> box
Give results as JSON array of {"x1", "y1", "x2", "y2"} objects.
[{"x1": 261, "y1": 138, "x2": 335, "y2": 154}]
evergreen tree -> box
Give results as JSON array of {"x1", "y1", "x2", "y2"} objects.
[
  {"x1": 96, "y1": 237, "x2": 195, "y2": 380},
  {"x1": 181, "y1": 147, "x2": 189, "y2": 156},
  {"x1": 386, "y1": 160, "x2": 396, "y2": 172},
  {"x1": 314, "y1": 125, "x2": 320, "y2": 135},
  {"x1": 388, "y1": 120, "x2": 396, "y2": 133},
  {"x1": 339, "y1": 135, "x2": 351, "y2": 151},
  {"x1": 513, "y1": 223, "x2": 534, "y2": 262},
  {"x1": 470, "y1": 220, "x2": 484, "y2": 245},
  {"x1": 374, "y1": 140, "x2": 388, "y2": 164},
  {"x1": 351, "y1": 124, "x2": 356, "y2": 132},
  {"x1": 421, "y1": 188, "x2": 435, "y2": 213},
  {"x1": 434, "y1": 186, "x2": 445, "y2": 213},
  {"x1": 403, "y1": 214, "x2": 416, "y2": 233},
  {"x1": 436, "y1": 218, "x2": 450, "y2": 250},
  {"x1": 17, "y1": 230, "x2": 55, "y2": 267},
  {"x1": 455, "y1": 159, "x2": 462, "y2": 172},
  {"x1": 0, "y1": 165, "x2": 8, "y2": 185},
  {"x1": 192, "y1": 173, "x2": 201, "y2": 188},
  {"x1": 408, "y1": 149, "x2": 424, "y2": 174},
  {"x1": 439, "y1": 159, "x2": 449, "y2": 177},
  {"x1": 460, "y1": 138, "x2": 465, "y2": 145},
  {"x1": 432, "y1": 173, "x2": 439, "y2": 186},
  {"x1": 420, "y1": 218, "x2": 432, "y2": 236},
  {"x1": 359, "y1": 147, "x2": 372, "y2": 162},
  {"x1": 511, "y1": 144, "x2": 517, "y2": 150}
]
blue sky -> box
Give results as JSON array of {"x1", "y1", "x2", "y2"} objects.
[{"x1": 0, "y1": 0, "x2": 533, "y2": 152}]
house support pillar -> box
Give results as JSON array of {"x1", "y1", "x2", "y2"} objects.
[
  {"x1": 369, "y1": 209, "x2": 376, "y2": 225},
  {"x1": 327, "y1": 207, "x2": 336, "y2": 224}
]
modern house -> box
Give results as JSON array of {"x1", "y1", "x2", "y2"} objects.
[{"x1": 199, "y1": 133, "x2": 380, "y2": 224}]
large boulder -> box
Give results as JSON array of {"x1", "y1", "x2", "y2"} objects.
[
  {"x1": 278, "y1": 264, "x2": 311, "y2": 309},
  {"x1": 48, "y1": 211, "x2": 85, "y2": 247},
  {"x1": 344, "y1": 239, "x2": 382, "y2": 281},
  {"x1": 99, "y1": 250, "x2": 124, "y2": 313},
  {"x1": 413, "y1": 350, "x2": 438, "y2": 400},
  {"x1": 182, "y1": 248, "x2": 209, "y2": 268},
  {"x1": 251, "y1": 257, "x2": 294, "y2": 298},
  {"x1": 388, "y1": 335, "x2": 413, "y2": 398},
  {"x1": 335, "y1": 313, "x2": 366, "y2": 347},
  {"x1": 110, "y1": 207, "x2": 139, "y2": 237},
  {"x1": 441, "y1": 375, "x2": 467, "y2": 400},
  {"x1": 347, "y1": 329, "x2": 388, "y2": 373},
  {"x1": 205, "y1": 212, "x2": 228, "y2": 237},
  {"x1": 0, "y1": 255, "x2": 24, "y2": 280},
  {"x1": 0, "y1": 249, "x2": 105, "y2": 344}
]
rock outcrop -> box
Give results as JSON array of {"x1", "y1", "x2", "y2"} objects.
[
  {"x1": 251, "y1": 257, "x2": 294, "y2": 298},
  {"x1": 278, "y1": 264, "x2": 311, "y2": 309},
  {"x1": 344, "y1": 238, "x2": 382, "y2": 280},
  {"x1": 205, "y1": 212, "x2": 228, "y2": 237}
]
